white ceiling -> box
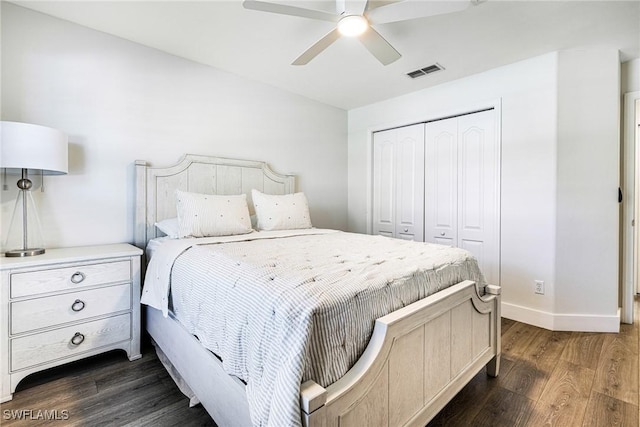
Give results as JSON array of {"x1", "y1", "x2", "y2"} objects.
[{"x1": 10, "y1": 0, "x2": 640, "y2": 110}]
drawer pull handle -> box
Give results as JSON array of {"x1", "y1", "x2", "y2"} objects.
[
  {"x1": 71, "y1": 299, "x2": 86, "y2": 312},
  {"x1": 70, "y1": 332, "x2": 85, "y2": 346},
  {"x1": 70, "y1": 272, "x2": 85, "y2": 284},
  {"x1": 440, "y1": 232, "x2": 446, "y2": 236}
]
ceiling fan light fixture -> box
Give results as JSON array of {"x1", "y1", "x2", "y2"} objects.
[{"x1": 337, "y1": 15, "x2": 368, "y2": 37}]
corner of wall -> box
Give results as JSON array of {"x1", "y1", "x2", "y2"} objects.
[
  {"x1": 554, "y1": 46, "x2": 621, "y2": 320},
  {"x1": 622, "y1": 58, "x2": 640, "y2": 93}
]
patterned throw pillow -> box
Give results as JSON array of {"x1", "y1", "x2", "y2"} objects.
[
  {"x1": 176, "y1": 190, "x2": 253, "y2": 238},
  {"x1": 251, "y1": 189, "x2": 312, "y2": 231}
]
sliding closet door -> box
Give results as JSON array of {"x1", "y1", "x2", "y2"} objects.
[
  {"x1": 372, "y1": 134, "x2": 396, "y2": 238},
  {"x1": 372, "y1": 124, "x2": 425, "y2": 241},
  {"x1": 457, "y1": 110, "x2": 499, "y2": 285},
  {"x1": 395, "y1": 125, "x2": 425, "y2": 241},
  {"x1": 425, "y1": 110, "x2": 499, "y2": 285},
  {"x1": 425, "y1": 117, "x2": 458, "y2": 246}
]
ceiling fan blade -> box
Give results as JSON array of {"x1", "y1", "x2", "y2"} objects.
[
  {"x1": 243, "y1": 0, "x2": 339, "y2": 22},
  {"x1": 292, "y1": 29, "x2": 341, "y2": 65},
  {"x1": 358, "y1": 27, "x2": 401, "y2": 65},
  {"x1": 345, "y1": 0, "x2": 369, "y2": 15},
  {"x1": 367, "y1": 0, "x2": 471, "y2": 25},
  {"x1": 360, "y1": 0, "x2": 404, "y2": 14}
]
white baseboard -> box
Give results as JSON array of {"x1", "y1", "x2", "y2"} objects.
[{"x1": 501, "y1": 302, "x2": 620, "y2": 332}]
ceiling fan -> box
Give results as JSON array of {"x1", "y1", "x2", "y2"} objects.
[{"x1": 243, "y1": 0, "x2": 477, "y2": 66}]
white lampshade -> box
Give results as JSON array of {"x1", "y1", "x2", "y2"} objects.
[
  {"x1": 1, "y1": 121, "x2": 69, "y2": 257},
  {"x1": 0, "y1": 121, "x2": 68, "y2": 175}
]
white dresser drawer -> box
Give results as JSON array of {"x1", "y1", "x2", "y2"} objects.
[
  {"x1": 11, "y1": 283, "x2": 132, "y2": 335},
  {"x1": 11, "y1": 313, "x2": 131, "y2": 371},
  {"x1": 10, "y1": 260, "x2": 131, "y2": 298}
]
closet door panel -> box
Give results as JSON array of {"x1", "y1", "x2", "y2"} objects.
[
  {"x1": 459, "y1": 126, "x2": 484, "y2": 234},
  {"x1": 458, "y1": 122, "x2": 487, "y2": 268},
  {"x1": 372, "y1": 132, "x2": 395, "y2": 237},
  {"x1": 425, "y1": 117, "x2": 458, "y2": 245},
  {"x1": 458, "y1": 110, "x2": 498, "y2": 285},
  {"x1": 434, "y1": 236, "x2": 455, "y2": 246},
  {"x1": 460, "y1": 239, "x2": 486, "y2": 275},
  {"x1": 396, "y1": 125, "x2": 425, "y2": 241}
]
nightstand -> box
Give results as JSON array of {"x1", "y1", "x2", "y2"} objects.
[{"x1": 0, "y1": 243, "x2": 143, "y2": 402}]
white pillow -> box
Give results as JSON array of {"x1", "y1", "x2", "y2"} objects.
[
  {"x1": 176, "y1": 190, "x2": 253, "y2": 238},
  {"x1": 251, "y1": 189, "x2": 312, "y2": 231},
  {"x1": 155, "y1": 217, "x2": 179, "y2": 239}
]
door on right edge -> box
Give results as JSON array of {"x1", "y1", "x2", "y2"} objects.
[{"x1": 425, "y1": 110, "x2": 500, "y2": 286}]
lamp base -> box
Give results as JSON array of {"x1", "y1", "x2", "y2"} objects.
[{"x1": 5, "y1": 248, "x2": 45, "y2": 257}]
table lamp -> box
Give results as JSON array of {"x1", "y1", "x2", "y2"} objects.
[{"x1": 1, "y1": 121, "x2": 68, "y2": 257}]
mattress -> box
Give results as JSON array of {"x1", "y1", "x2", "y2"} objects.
[{"x1": 141, "y1": 229, "x2": 485, "y2": 427}]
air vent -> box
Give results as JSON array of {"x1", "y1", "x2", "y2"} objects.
[{"x1": 406, "y1": 63, "x2": 444, "y2": 79}]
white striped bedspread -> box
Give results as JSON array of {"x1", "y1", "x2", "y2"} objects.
[{"x1": 141, "y1": 229, "x2": 485, "y2": 427}]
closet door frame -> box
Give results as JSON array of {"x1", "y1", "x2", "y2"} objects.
[{"x1": 365, "y1": 99, "x2": 502, "y2": 283}]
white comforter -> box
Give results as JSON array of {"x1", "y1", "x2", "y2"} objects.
[{"x1": 141, "y1": 229, "x2": 484, "y2": 427}]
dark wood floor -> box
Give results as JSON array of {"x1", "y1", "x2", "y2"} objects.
[
  {"x1": 428, "y1": 299, "x2": 639, "y2": 427},
  {"x1": 1, "y1": 344, "x2": 215, "y2": 427},
  {"x1": 2, "y1": 299, "x2": 638, "y2": 426}
]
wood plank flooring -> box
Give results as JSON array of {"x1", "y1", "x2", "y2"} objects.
[
  {"x1": 428, "y1": 298, "x2": 640, "y2": 427},
  {"x1": 2, "y1": 298, "x2": 638, "y2": 426}
]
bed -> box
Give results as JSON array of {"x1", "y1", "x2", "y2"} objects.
[{"x1": 135, "y1": 154, "x2": 501, "y2": 427}]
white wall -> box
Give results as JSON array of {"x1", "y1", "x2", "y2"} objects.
[
  {"x1": 555, "y1": 48, "x2": 620, "y2": 329},
  {"x1": 622, "y1": 58, "x2": 640, "y2": 93},
  {"x1": 348, "y1": 48, "x2": 622, "y2": 331},
  {"x1": 0, "y1": 3, "x2": 348, "y2": 249}
]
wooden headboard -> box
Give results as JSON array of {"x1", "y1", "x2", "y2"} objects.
[{"x1": 135, "y1": 154, "x2": 295, "y2": 249}]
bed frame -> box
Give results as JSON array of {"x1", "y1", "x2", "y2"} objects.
[{"x1": 135, "y1": 154, "x2": 501, "y2": 427}]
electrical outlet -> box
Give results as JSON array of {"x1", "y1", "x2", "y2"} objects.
[{"x1": 534, "y1": 280, "x2": 544, "y2": 295}]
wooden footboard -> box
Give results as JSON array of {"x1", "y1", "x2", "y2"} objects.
[
  {"x1": 146, "y1": 278, "x2": 500, "y2": 427},
  {"x1": 300, "y1": 280, "x2": 501, "y2": 427}
]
